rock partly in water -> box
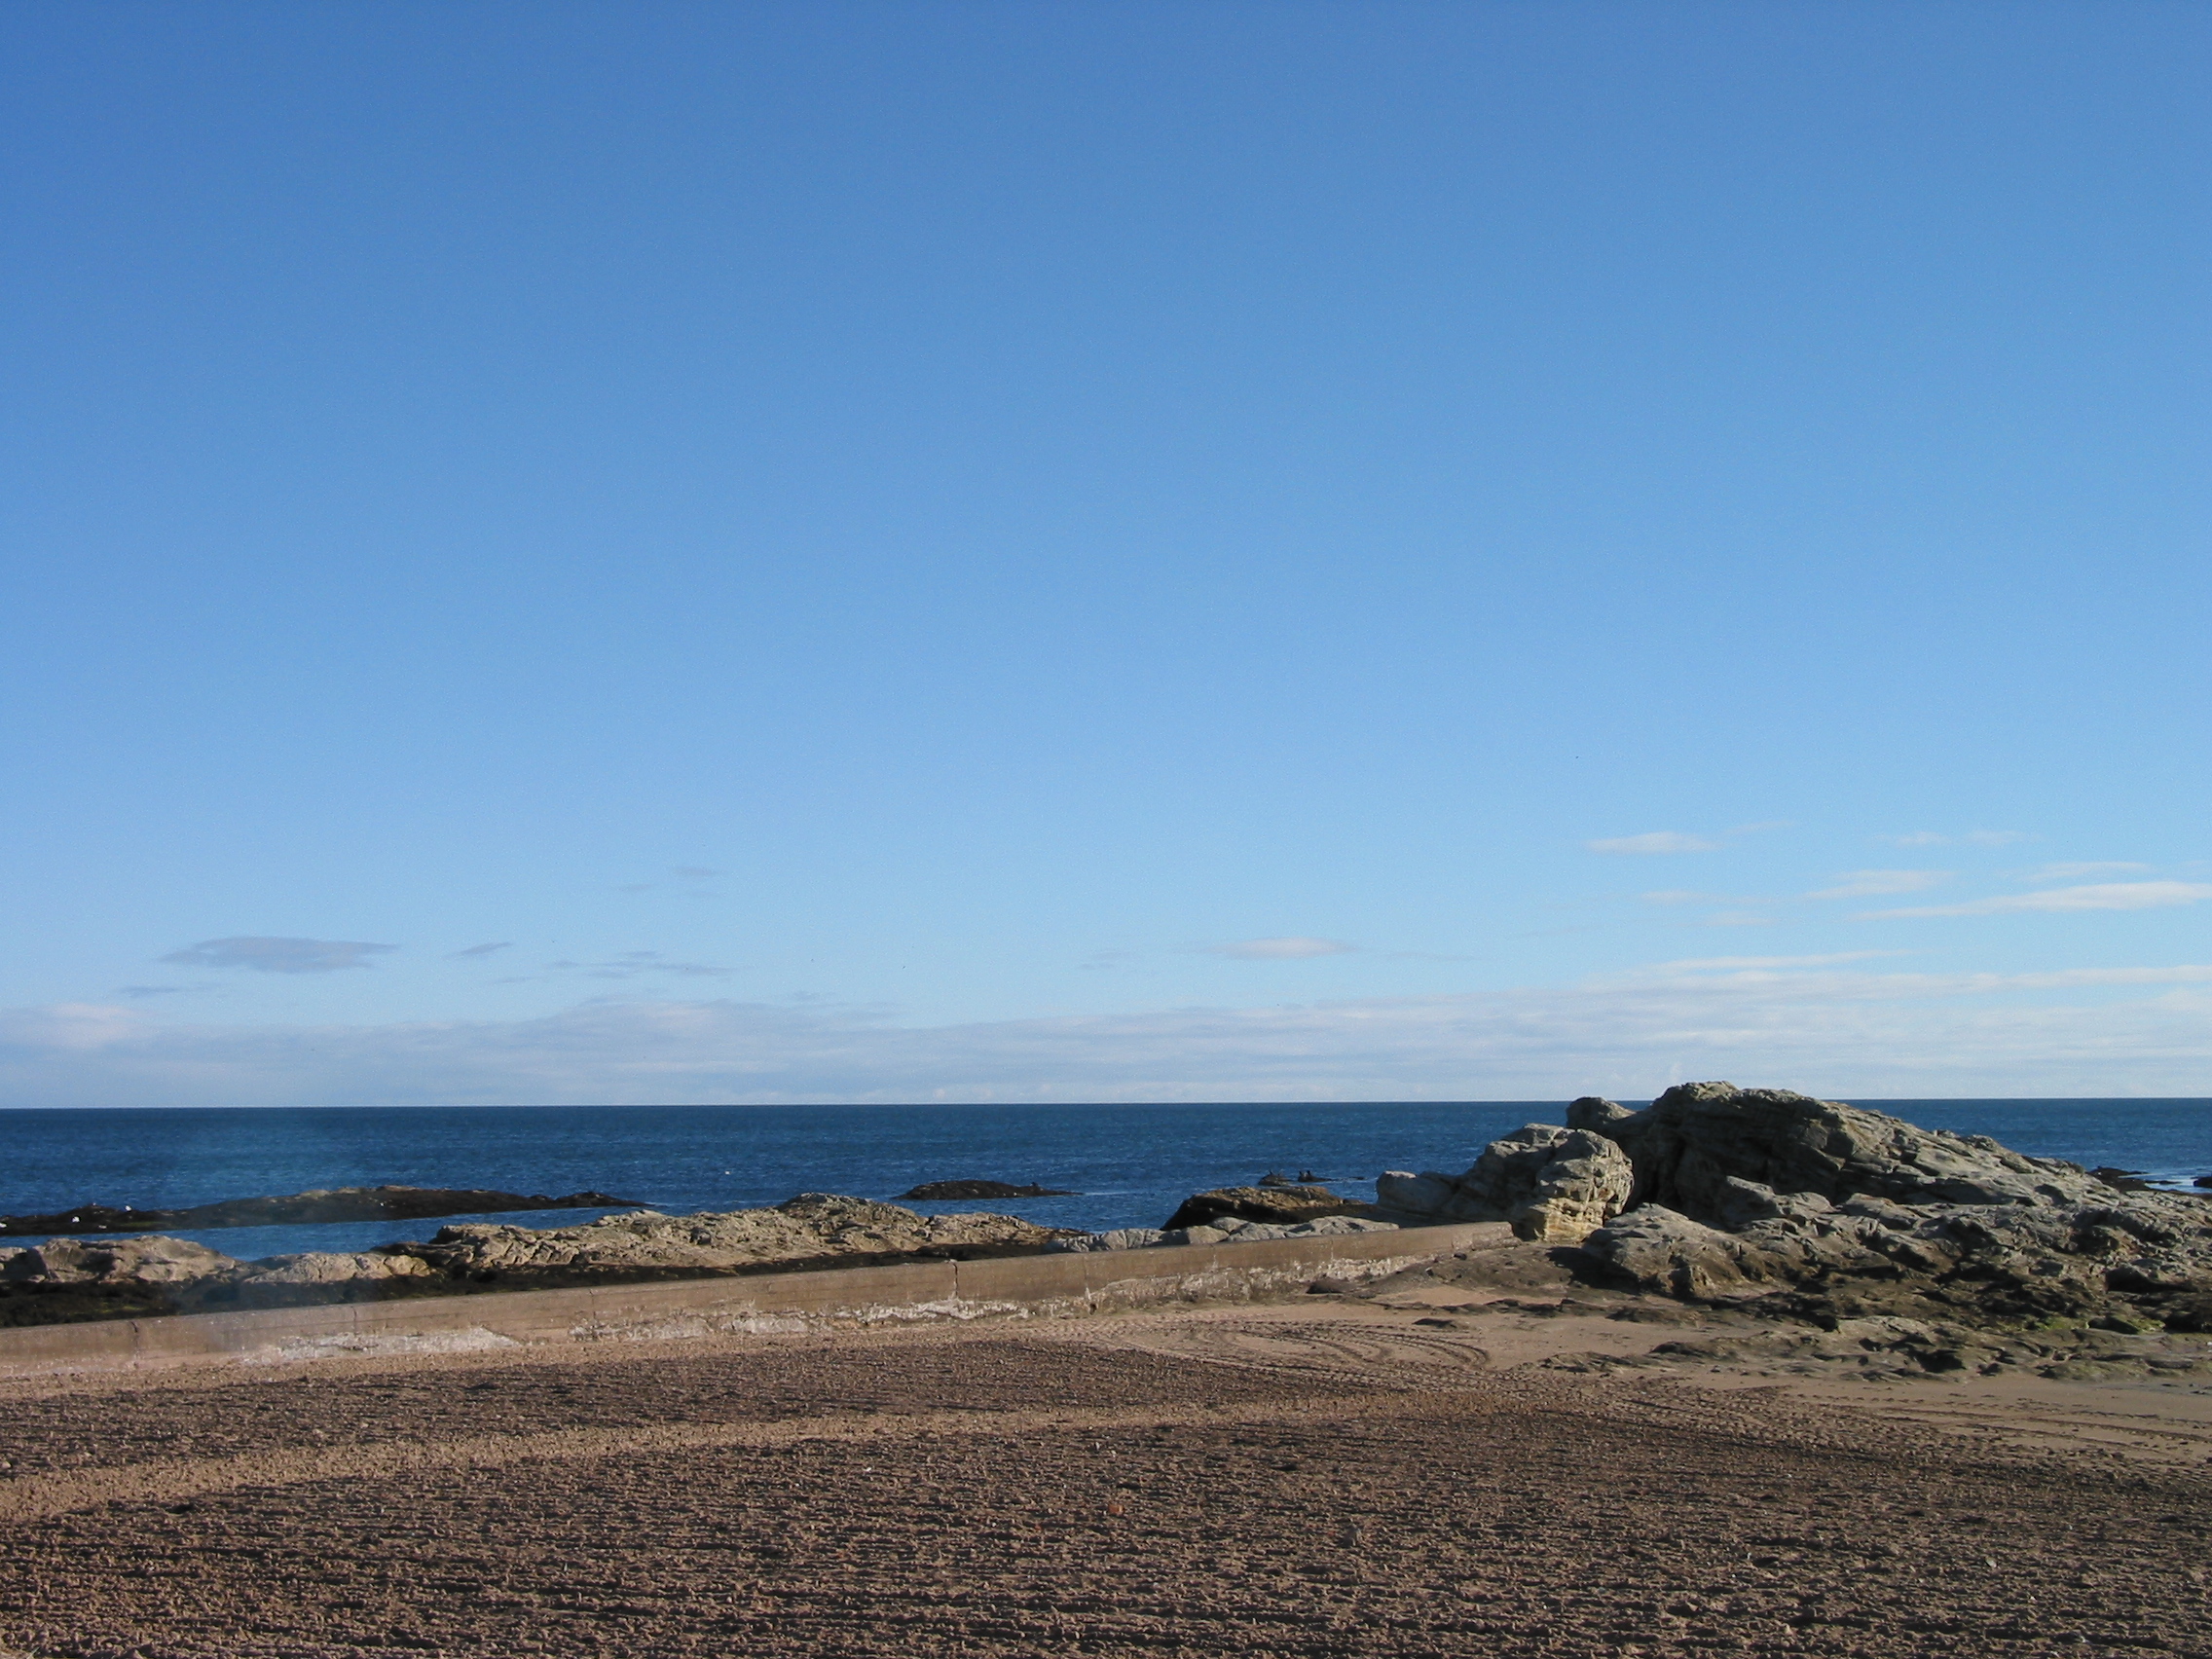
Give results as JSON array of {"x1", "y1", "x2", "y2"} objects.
[
  {"x1": 896, "y1": 1180, "x2": 1074, "y2": 1200},
  {"x1": 1161, "y1": 1185, "x2": 1369, "y2": 1231},
  {"x1": 1376, "y1": 1125, "x2": 1633, "y2": 1243},
  {"x1": 401, "y1": 1193, "x2": 1072, "y2": 1281},
  {"x1": 1572, "y1": 1083, "x2": 2212, "y2": 1331},
  {"x1": 1600, "y1": 1082, "x2": 2108, "y2": 1213},
  {"x1": 0, "y1": 1185, "x2": 643, "y2": 1237},
  {"x1": 0, "y1": 1195, "x2": 1084, "y2": 1324},
  {"x1": 2090, "y1": 1168, "x2": 2156, "y2": 1194}
]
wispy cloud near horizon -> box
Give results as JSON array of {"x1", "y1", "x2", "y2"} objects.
[
  {"x1": 7, "y1": 955, "x2": 2208, "y2": 1107},
  {"x1": 1861, "y1": 881, "x2": 2212, "y2": 919},
  {"x1": 1806, "y1": 869, "x2": 1949, "y2": 900},
  {"x1": 1203, "y1": 937, "x2": 1357, "y2": 960},
  {"x1": 1881, "y1": 830, "x2": 2029, "y2": 848},
  {"x1": 2024, "y1": 863, "x2": 2153, "y2": 884},
  {"x1": 160, "y1": 938, "x2": 396, "y2": 974},
  {"x1": 1588, "y1": 831, "x2": 1721, "y2": 855}
]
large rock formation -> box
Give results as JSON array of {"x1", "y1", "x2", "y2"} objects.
[
  {"x1": 1571, "y1": 1084, "x2": 2212, "y2": 1330},
  {"x1": 1596, "y1": 1082, "x2": 2110, "y2": 1213},
  {"x1": 1377, "y1": 1125, "x2": 1633, "y2": 1242}
]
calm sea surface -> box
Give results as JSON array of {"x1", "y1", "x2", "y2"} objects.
[{"x1": 3, "y1": 1098, "x2": 2207, "y2": 1260}]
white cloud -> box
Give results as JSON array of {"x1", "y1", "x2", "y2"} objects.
[
  {"x1": 1861, "y1": 881, "x2": 2212, "y2": 919},
  {"x1": 1660, "y1": 952, "x2": 1901, "y2": 971},
  {"x1": 1587, "y1": 831, "x2": 1721, "y2": 855},
  {"x1": 548, "y1": 951, "x2": 726, "y2": 978},
  {"x1": 160, "y1": 937, "x2": 397, "y2": 974},
  {"x1": 2024, "y1": 863, "x2": 2152, "y2": 884},
  {"x1": 1880, "y1": 830, "x2": 2028, "y2": 848},
  {"x1": 1204, "y1": 937, "x2": 1357, "y2": 960},
  {"x1": 8, "y1": 956, "x2": 2211, "y2": 1105},
  {"x1": 1805, "y1": 869, "x2": 1950, "y2": 900}
]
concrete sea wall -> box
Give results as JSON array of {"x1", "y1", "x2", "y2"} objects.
[{"x1": 0, "y1": 1223, "x2": 1492, "y2": 1379}]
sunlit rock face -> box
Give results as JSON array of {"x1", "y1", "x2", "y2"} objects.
[
  {"x1": 1572, "y1": 1084, "x2": 2212, "y2": 1331},
  {"x1": 1378, "y1": 1124, "x2": 1633, "y2": 1243}
]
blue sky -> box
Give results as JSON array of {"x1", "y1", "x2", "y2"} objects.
[{"x1": 3, "y1": 2, "x2": 2206, "y2": 1104}]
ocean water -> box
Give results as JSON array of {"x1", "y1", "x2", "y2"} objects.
[{"x1": 2, "y1": 1098, "x2": 2207, "y2": 1262}]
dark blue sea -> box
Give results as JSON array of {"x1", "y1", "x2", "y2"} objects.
[{"x1": 3, "y1": 1099, "x2": 2207, "y2": 1262}]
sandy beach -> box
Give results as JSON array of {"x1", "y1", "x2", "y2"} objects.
[{"x1": 4, "y1": 1289, "x2": 2209, "y2": 1659}]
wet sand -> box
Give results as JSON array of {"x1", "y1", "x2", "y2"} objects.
[{"x1": 4, "y1": 1298, "x2": 2210, "y2": 1658}]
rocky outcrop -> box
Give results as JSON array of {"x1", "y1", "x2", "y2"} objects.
[
  {"x1": 404, "y1": 1194, "x2": 1071, "y2": 1280},
  {"x1": 1161, "y1": 1185, "x2": 1368, "y2": 1231},
  {"x1": 0, "y1": 1197, "x2": 1082, "y2": 1324},
  {"x1": 1595, "y1": 1082, "x2": 2113, "y2": 1213},
  {"x1": 1377, "y1": 1125, "x2": 1633, "y2": 1242},
  {"x1": 0, "y1": 1185, "x2": 641, "y2": 1237},
  {"x1": 0, "y1": 1235, "x2": 237, "y2": 1286},
  {"x1": 1571, "y1": 1084, "x2": 2212, "y2": 1331},
  {"x1": 897, "y1": 1180, "x2": 1074, "y2": 1200}
]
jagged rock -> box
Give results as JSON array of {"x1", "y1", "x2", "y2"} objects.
[
  {"x1": 230, "y1": 1251, "x2": 435, "y2": 1286},
  {"x1": 2090, "y1": 1168, "x2": 2155, "y2": 1194},
  {"x1": 0, "y1": 1235, "x2": 238, "y2": 1286},
  {"x1": 1570, "y1": 1084, "x2": 2212, "y2": 1330},
  {"x1": 1600, "y1": 1082, "x2": 2107, "y2": 1214},
  {"x1": 407, "y1": 1194, "x2": 1070, "y2": 1279},
  {"x1": 1377, "y1": 1125, "x2": 1633, "y2": 1243},
  {"x1": 1161, "y1": 1185, "x2": 1366, "y2": 1231},
  {"x1": 1567, "y1": 1095, "x2": 1637, "y2": 1131},
  {"x1": 1580, "y1": 1206, "x2": 1759, "y2": 1300}
]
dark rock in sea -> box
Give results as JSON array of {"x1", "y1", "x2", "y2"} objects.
[
  {"x1": 2090, "y1": 1167, "x2": 2154, "y2": 1193},
  {"x1": 1161, "y1": 1184, "x2": 1365, "y2": 1230},
  {"x1": 0, "y1": 1186, "x2": 644, "y2": 1236},
  {"x1": 896, "y1": 1180, "x2": 1074, "y2": 1200},
  {"x1": 2195, "y1": 1174, "x2": 2212, "y2": 1190}
]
